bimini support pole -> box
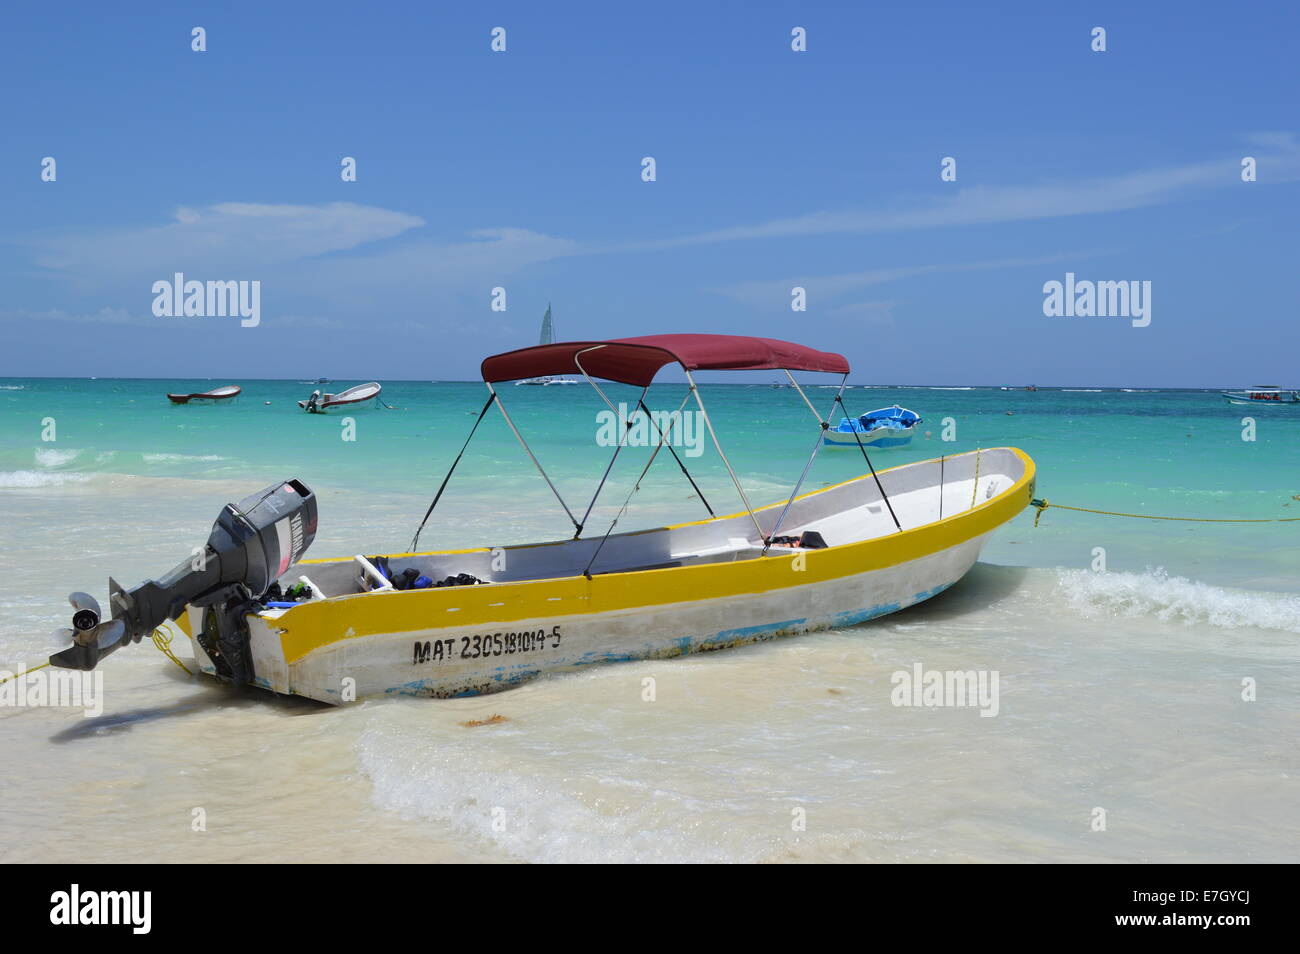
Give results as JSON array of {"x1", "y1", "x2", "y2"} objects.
[
  {"x1": 783, "y1": 368, "x2": 824, "y2": 425},
  {"x1": 685, "y1": 369, "x2": 766, "y2": 543},
  {"x1": 762, "y1": 372, "x2": 846, "y2": 553},
  {"x1": 834, "y1": 392, "x2": 903, "y2": 533},
  {"x1": 575, "y1": 381, "x2": 649, "y2": 539},
  {"x1": 580, "y1": 389, "x2": 697, "y2": 579},
  {"x1": 574, "y1": 346, "x2": 714, "y2": 519},
  {"x1": 637, "y1": 397, "x2": 715, "y2": 518},
  {"x1": 410, "y1": 391, "x2": 496, "y2": 551},
  {"x1": 488, "y1": 382, "x2": 581, "y2": 534}
]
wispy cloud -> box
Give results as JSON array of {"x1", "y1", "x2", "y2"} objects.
[
  {"x1": 713, "y1": 252, "x2": 1091, "y2": 307},
  {"x1": 28, "y1": 201, "x2": 426, "y2": 278},
  {"x1": 827, "y1": 300, "x2": 899, "y2": 323},
  {"x1": 16, "y1": 205, "x2": 581, "y2": 336},
  {"x1": 22, "y1": 138, "x2": 1298, "y2": 287},
  {"x1": 631, "y1": 138, "x2": 1300, "y2": 250},
  {"x1": 296, "y1": 227, "x2": 581, "y2": 286},
  {"x1": 9, "y1": 137, "x2": 1296, "y2": 342},
  {"x1": 0, "y1": 306, "x2": 152, "y2": 327}
]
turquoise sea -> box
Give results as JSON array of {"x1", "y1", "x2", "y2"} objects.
[
  {"x1": 3, "y1": 377, "x2": 1297, "y2": 583},
  {"x1": 1, "y1": 377, "x2": 1298, "y2": 862}
]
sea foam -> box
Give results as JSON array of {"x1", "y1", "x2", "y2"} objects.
[
  {"x1": 0, "y1": 470, "x2": 92, "y2": 488},
  {"x1": 34, "y1": 447, "x2": 80, "y2": 468},
  {"x1": 1056, "y1": 567, "x2": 1300, "y2": 634}
]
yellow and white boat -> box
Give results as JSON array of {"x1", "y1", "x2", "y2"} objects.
[{"x1": 47, "y1": 335, "x2": 1035, "y2": 704}]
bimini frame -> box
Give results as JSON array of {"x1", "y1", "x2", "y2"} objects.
[{"x1": 410, "y1": 334, "x2": 901, "y2": 567}]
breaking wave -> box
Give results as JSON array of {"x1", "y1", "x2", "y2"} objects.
[
  {"x1": 0, "y1": 470, "x2": 92, "y2": 488},
  {"x1": 1056, "y1": 568, "x2": 1300, "y2": 634},
  {"x1": 34, "y1": 447, "x2": 80, "y2": 468}
]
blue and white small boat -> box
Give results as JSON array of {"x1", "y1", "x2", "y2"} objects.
[{"x1": 824, "y1": 405, "x2": 922, "y2": 448}]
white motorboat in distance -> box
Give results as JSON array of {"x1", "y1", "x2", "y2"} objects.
[
  {"x1": 299, "y1": 382, "x2": 382, "y2": 412},
  {"x1": 1221, "y1": 386, "x2": 1299, "y2": 406}
]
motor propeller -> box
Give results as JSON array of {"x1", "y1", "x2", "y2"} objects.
[
  {"x1": 48, "y1": 479, "x2": 318, "y2": 674},
  {"x1": 68, "y1": 591, "x2": 101, "y2": 632}
]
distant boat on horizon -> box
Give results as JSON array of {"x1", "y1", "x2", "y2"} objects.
[
  {"x1": 515, "y1": 304, "x2": 579, "y2": 386},
  {"x1": 166, "y1": 385, "x2": 241, "y2": 405},
  {"x1": 1221, "y1": 386, "x2": 1299, "y2": 406},
  {"x1": 299, "y1": 381, "x2": 383, "y2": 412}
]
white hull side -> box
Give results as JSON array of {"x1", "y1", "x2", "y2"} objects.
[{"x1": 191, "y1": 532, "x2": 989, "y2": 703}]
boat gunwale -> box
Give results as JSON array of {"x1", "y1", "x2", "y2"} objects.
[
  {"x1": 299, "y1": 446, "x2": 1032, "y2": 566},
  {"x1": 264, "y1": 448, "x2": 1035, "y2": 661}
]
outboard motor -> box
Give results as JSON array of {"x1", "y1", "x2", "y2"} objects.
[
  {"x1": 49, "y1": 479, "x2": 318, "y2": 687},
  {"x1": 305, "y1": 390, "x2": 321, "y2": 413}
]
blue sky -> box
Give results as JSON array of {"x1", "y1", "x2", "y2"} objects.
[{"x1": 2, "y1": 1, "x2": 1297, "y2": 386}]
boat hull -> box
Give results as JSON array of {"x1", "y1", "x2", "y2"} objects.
[
  {"x1": 297, "y1": 382, "x2": 382, "y2": 412},
  {"x1": 182, "y1": 448, "x2": 1034, "y2": 704},
  {"x1": 167, "y1": 386, "x2": 241, "y2": 404},
  {"x1": 1221, "y1": 391, "x2": 1299, "y2": 406},
  {"x1": 823, "y1": 428, "x2": 914, "y2": 447},
  {"x1": 245, "y1": 537, "x2": 983, "y2": 701},
  {"x1": 296, "y1": 395, "x2": 378, "y2": 412}
]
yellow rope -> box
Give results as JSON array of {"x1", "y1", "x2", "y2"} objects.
[
  {"x1": 0, "y1": 661, "x2": 49, "y2": 685},
  {"x1": 1031, "y1": 498, "x2": 1300, "y2": 528},
  {"x1": 969, "y1": 448, "x2": 982, "y2": 509},
  {"x1": 1, "y1": 625, "x2": 191, "y2": 685},
  {"x1": 151, "y1": 626, "x2": 193, "y2": 675}
]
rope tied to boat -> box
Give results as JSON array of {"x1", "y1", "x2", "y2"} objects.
[
  {"x1": 0, "y1": 661, "x2": 49, "y2": 685},
  {"x1": 0, "y1": 624, "x2": 189, "y2": 694},
  {"x1": 151, "y1": 625, "x2": 192, "y2": 675},
  {"x1": 1030, "y1": 498, "x2": 1300, "y2": 528}
]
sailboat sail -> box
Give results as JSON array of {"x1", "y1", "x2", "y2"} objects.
[{"x1": 539, "y1": 304, "x2": 554, "y2": 346}]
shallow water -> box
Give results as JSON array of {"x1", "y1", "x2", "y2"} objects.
[{"x1": 1, "y1": 380, "x2": 1297, "y2": 862}]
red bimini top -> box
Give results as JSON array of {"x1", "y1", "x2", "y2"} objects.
[{"x1": 481, "y1": 334, "x2": 850, "y2": 387}]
